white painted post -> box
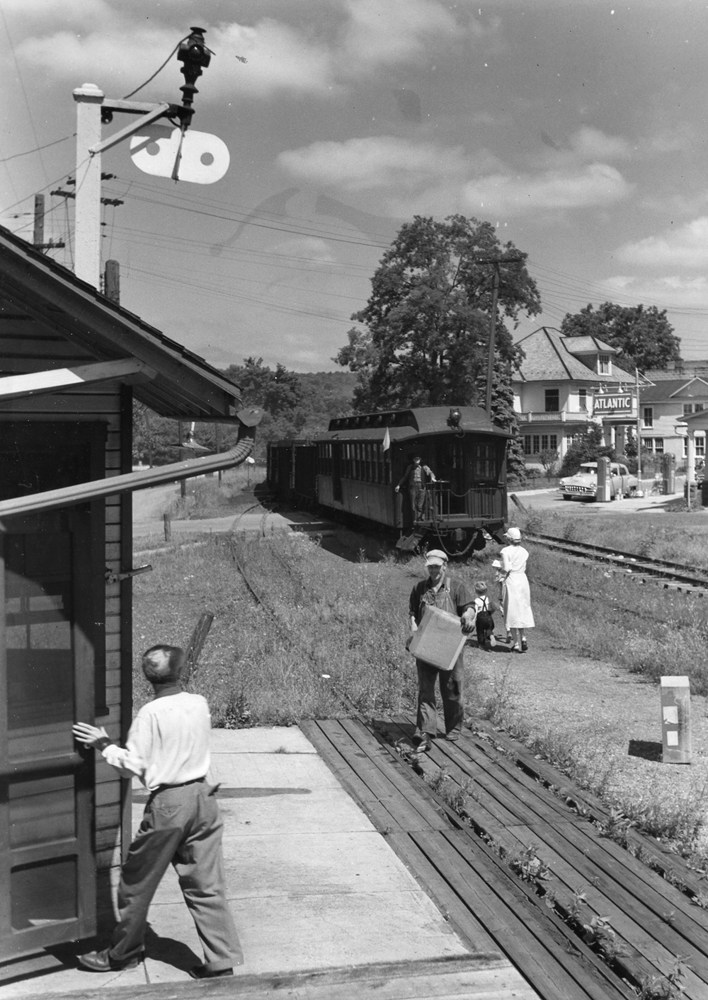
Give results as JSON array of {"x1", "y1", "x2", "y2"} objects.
[
  {"x1": 73, "y1": 83, "x2": 104, "y2": 288},
  {"x1": 660, "y1": 676, "x2": 691, "y2": 764}
]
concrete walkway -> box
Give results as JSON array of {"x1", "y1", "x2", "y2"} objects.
[{"x1": 3, "y1": 728, "x2": 532, "y2": 998}]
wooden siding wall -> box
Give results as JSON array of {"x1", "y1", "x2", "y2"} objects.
[{"x1": 0, "y1": 383, "x2": 127, "y2": 912}]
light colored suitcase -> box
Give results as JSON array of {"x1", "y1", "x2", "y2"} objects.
[{"x1": 408, "y1": 604, "x2": 466, "y2": 671}]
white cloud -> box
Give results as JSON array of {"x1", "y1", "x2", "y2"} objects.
[
  {"x1": 601, "y1": 274, "x2": 708, "y2": 311},
  {"x1": 279, "y1": 136, "x2": 470, "y2": 191},
  {"x1": 463, "y1": 163, "x2": 632, "y2": 216},
  {"x1": 616, "y1": 217, "x2": 708, "y2": 269},
  {"x1": 341, "y1": 0, "x2": 463, "y2": 69},
  {"x1": 208, "y1": 20, "x2": 335, "y2": 97},
  {"x1": 569, "y1": 127, "x2": 632, "y2": 162}
]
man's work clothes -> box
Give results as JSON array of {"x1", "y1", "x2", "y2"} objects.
[
  {"x1": 101, "y1": 687, "x2": 242, "y2": 972},
  {"x1": 409, "y1": 576, "x2": 473, "y2": 741},
  {"x1": 397, "y1": 463, "x2": 435, "y2": 523}
]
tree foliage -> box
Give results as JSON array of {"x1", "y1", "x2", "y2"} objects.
[
  {"x1": 335, "y1": 214, "x2": 540, "y2": 483},
  {"x1": 560, "y1": 302, "x2": 681, "y2": 372},
  {"x1": 335, "y1": 214, "x2": 541, "y2": 411},
  {"x1": 558, "y1": 425, "x2": 614, "y2": 477}
]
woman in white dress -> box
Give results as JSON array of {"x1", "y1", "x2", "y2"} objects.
[{"x1": 499, "y1": 526, "x2": 534, "y2": 653}]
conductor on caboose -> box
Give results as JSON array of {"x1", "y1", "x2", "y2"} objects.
[{"x1": 395, "y1": 455, "x2": 437, "y2": 524}]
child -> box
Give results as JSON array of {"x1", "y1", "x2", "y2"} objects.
[
  {"x1": 473, "y1": 581, "x2": 497, "y2": 650},
  {"x1": 491, "y1": 560, "x2": 511, "y2": 644}
]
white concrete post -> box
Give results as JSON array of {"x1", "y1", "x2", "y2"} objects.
[{"x1": 73, "y1": 84, "x2": 105, "y2": 289}]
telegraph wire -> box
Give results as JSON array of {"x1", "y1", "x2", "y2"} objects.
[
  {"x1": 0, "y1": 133, "x2": 76, "y2": 165},
  {"x1": 0, "y1": 6, "x2": 50, "y2": 188},
  {"x1": 122, "y1": 36, "x2": 190, "y2": 99}
]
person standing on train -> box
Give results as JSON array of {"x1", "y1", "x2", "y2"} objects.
[
  {"x1": 499, "y1": 527, "x2": 535, "y2": 652},
  {"x1": 408, "y1": 550, "x2": 476, "y2": 751},
  {"x1": 395, "y1": 455, "x2": 437, "y2": 523}
]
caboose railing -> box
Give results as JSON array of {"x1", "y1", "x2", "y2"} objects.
[{"x1": 425, "y1": 483, "x2": 504, "y2": 522}]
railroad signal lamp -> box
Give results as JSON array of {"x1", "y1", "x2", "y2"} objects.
[
  {"x1": 177, "y1": 27, "x2": 212, "y2": 119},
  {"x1": 448, "y1": 408, "x2": 462, "y2": 428}
]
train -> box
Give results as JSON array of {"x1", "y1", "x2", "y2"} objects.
[{"x1": 266, "y1": 405, "x2": 510, "y2": 556}]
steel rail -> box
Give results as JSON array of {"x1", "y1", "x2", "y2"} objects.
[{"x1": 526, "y1": 531, "x2": 708, "y2": 596}]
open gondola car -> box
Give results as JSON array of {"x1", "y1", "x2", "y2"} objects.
[{"x1": 267, "y1": 406, "x2": 509, "y2": 555}]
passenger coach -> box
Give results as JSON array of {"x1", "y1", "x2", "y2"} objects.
[{"x1": 267, "y1": 406, "x2": 510, "y2": 555}]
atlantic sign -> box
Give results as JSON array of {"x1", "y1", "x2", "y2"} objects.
[{"x1": 593, "y1": 393, "x2": 635, "y2": 416}]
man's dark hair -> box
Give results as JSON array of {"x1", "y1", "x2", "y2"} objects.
[
  {"x1": 142, "y1": 644, "x2": 184, "y2": 684},
  {"x1": 413, "y1": 454, "x2": 421, "y2": 461}
]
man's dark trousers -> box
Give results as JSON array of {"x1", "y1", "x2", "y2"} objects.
[
  {"x1": 414, "y1": 656, "x2": 464, "y2": 741},
  {"x1": 108, "y1": 780, "x2": 242, "y2": 972}
]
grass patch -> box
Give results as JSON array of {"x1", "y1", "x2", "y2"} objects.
[
  {"x1": 133, "y1": 532, "x2": 417, "y2": 726},
  {"x1": 168, "y1": 466, "x2": 268, "y2": 520}
]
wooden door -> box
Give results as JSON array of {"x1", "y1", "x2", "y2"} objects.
[{"x1": 0, "y1": 509, "x2": 96, "y2": 959}]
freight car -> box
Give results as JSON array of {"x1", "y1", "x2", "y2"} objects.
[{"x1": 267, "y1": 406, "x2": 510, "y2": 555}]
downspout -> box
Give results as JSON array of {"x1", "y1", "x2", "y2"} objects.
[{"x1": 0, "y1": 408, "x2": 261, "y2": 521}]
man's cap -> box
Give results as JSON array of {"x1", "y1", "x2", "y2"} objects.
[
  {"x1": 474, "y1": 581, "x2": 488, "y2": 593},
  {"x1": 504, "y1": 526, "x2": 521, "y2": 541},
  {"x1": 425, "y1": 548, "x2": 448, "y2": 567}
]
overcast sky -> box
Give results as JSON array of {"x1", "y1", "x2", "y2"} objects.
[{"x1": 2, "y1": 1, "x2": 708, "y2": 372}]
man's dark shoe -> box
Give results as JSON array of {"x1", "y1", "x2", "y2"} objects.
[
  {"x1": 78, "y1": 949, "x2": 141, "y2": 972},
  {"x1": 189, "y1": 966, "x2": 234, "y2": 980},
  {"x1": 413, "y1": 735, "x2": 432, "y2": 754}
]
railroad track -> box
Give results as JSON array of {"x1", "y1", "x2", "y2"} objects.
[{"x1": 526, "y1": 531, "x2": 708, "y2": 596}]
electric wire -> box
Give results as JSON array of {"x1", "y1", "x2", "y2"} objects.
[
  {"x1": 0, "y1": 6, "x2": 50, "y2": 188},
  {"x1": 0, "y1": 133, "x2": 75, "y2": 165},
  {"x1": 122, "y1": 35, "x2": 190, "y2": 99}
]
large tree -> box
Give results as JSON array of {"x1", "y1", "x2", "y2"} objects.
[
  {"x1": 335, "y1": 214, "x2": 541, "y2": 412},
  {"x1": 560, "y1": 302, "x2": 681, "y2": 372}
]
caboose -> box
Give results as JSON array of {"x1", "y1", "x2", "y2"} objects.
[{"x1": 268, "y1": 406, "x2": 509, "y2": 554}]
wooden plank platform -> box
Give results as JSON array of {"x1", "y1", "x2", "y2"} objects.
[{"x1": 303, "y1": 716, "x2": 708, "y2": 1000}]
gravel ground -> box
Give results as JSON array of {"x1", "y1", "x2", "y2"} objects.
[{"x1": 467, "y1": 630, "x2": 708, "y2": 853}]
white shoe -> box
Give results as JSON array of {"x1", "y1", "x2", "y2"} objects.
[{"x1": 489, "y1": 636, "x2": 497, "y2": 647}]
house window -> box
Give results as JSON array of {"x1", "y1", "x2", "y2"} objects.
[
  {"x1": 541, "y1": 434, "x2": 548, "y2": 451},
  {"x1": 683, "y1": 404, "x2": 694, "y2": 415},
  {"x1": 696, "y1": 435, "x2": 706, "y2": 458},
  {"x1": 654, "y1": 438, "x2": 664, "y2": 454},
  {"x1": 523, "y1": 436, "x2": 532, "y2": 456},
  {"x1": 643, "y1": 407, "x2": 653, "y2": 428},
  {"x1": 696, "y1": 404, "x2": 705, "y2": 412},
  {"x1": 544, "y1": 388, "x2": 559, "y2": 412},
  {"x1": 532, "y1": 435, "x2": 540, "y2": 454},
  {"x1": 578, "y1": 388, "x2": 587, "y2": 411},
  {"x1": 549, "y1": 434, "x2": 558, "y2": 451},
  {"x1": 598, "y1": 354, "x2": 610, "y2": 375}
]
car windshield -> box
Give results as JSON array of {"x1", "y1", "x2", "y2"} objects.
[{"x1": 579, "y1": 466, "x2": 597, "y2": 475}]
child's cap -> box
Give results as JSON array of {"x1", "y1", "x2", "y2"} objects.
[
  {"x1": 474, "y1": 581, "x2": 488, "y2": 594},
  {"x1": 491, "y1": 559, "x2": 502, "y2": 569}
]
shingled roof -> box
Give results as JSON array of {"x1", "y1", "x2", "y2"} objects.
[
  {"x1": 641, "y1": 377, "x2": 708, "y2": 403},
  {"x1": 514, "y1": 327, "x2": 634, "y2": 384}
]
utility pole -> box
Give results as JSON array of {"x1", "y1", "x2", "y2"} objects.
[
  {"x1": 32, "y1": 193, "x2": 65, "y2": 253},
  {"x1": 475, "y1": 255, "x2": 524, "y2": 415}
]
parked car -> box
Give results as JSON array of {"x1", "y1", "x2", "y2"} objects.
[{"x1": 559, "y1": 462, "x2": 639, "y2": 502}]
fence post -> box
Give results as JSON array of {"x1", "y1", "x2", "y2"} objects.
[
  {"x1": 660, "y1": 676, "x2": 691, "y2": 764},
  {"x1": 163, "y1": 512, "x2": 172, "y2": 542}
]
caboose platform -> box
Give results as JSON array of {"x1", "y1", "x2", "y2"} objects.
[{"x1": 4, "y1": 719, "x2": 707, "y2": 999}]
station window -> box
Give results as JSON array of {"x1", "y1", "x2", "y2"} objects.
[
  {"x1": 696, "y1": 403, "x2": 705, "y2": 412},
  {"x1": 643, "y1": 407, "x2": 653, "y2": 428},
  {"x1": 532, "y1": 435, "x2": 540, "y2": 454},
  {"x1": 684, "y1": 403, "x2": 694, "y2": 415},
  {"x1": 549, "y1": 434, "x2": 558, "y2": 451},
  {"x1": 578, "y1": 388, "x2": 587, "y2": 411},
  {"x1": 697, "y1": 436, "x2": 706, "y2": 458},
  {"x1": 654, "y1": 438, "x2": 664, "y2": 454},
  {"x1": 544, "y1": 389, "x2": 559, "y2": 413},
  {"x1": 541, "y1": 434, "x2": 548, "y2": 451},
  {"x1": 598, "y1": 354, "x2": 611, "y2": 375},
  {"x1": 523, "y1": 435, "x2": 532, "y2": 456}
]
